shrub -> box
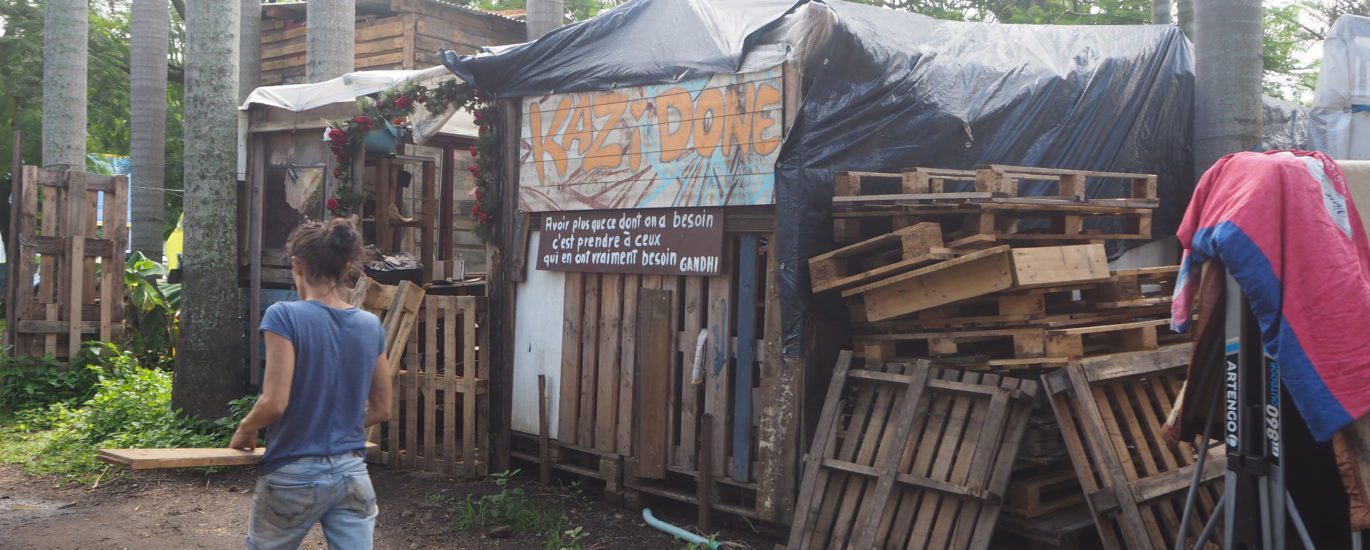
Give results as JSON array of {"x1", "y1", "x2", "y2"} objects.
[{"x1": 0, "y1": 353, "x2": 101, "y2": 412}]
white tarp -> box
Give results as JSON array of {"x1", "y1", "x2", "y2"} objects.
[
  {"x1": 1311, "y1": 15, "x2": 1370, "y2": 160},
  {"x1": 239, "y1": 66, "x2": 478, "y2": 142}
]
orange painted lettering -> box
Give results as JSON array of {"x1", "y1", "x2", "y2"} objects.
[
  {"x1": 528, "y1": 97, "x2": 571, "y2": 182},
  {"x1": 656, "y1": 87, "x2": 694, "y2": 162},
  {"x1": 563, "y1": 97, "x2": 593, "y2": 156},
  {"x1": 723, "y1": 84, "x2": 755, "y2": 157},
  {"x1": 629, "y1": 101, "x2": 650, "y2": 170},
  {"x1": 692, "y1": 88, "x2": 724, "y2": 158},
  {"x1": 751, "y1": 82, "x2": 782, "y2": 156},
  {"x1": 583, "y1": 92, "x2": 627, "y2": 171}
]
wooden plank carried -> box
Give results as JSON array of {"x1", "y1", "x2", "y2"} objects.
[
  {"x1": 787, "y1": 355, "x2": 1038, "y2": 550},
  {"x1": 1043, "y1": 345, "x2": 1225, "y2": 550},
  {"x1": 848, "y1": 244, "x2": 1110, "y2": 322},
  {"x1": 98, "y1": 442, "x2": 380, "y2": 470}
]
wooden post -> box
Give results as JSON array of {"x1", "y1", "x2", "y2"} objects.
[
  {"x1": 248, "y1": 137, "x2": 265, "y2": 387},
  {"x1": 65, "y1": 172, "x2": 87, "y2": 358},
  {"x1": 698, "y1": 413, "x2": 714, "y2": 534},
  {"x1": 421, "y1": 159, "x2": 435, "y2": 284},
  {"x1": 5, "y1": 130, "x2": 22, "y2": 349},
  {"x1": 439, "y1": 142, "x2": 454, "y2": 265},
  {"x1": 538, "y1": 374, "x2": 552, "y2": 485}
]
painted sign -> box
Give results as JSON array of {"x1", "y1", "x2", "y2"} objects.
[
  {"x1": 536, "y1": 207, "x2": 724, "y2": 275},
  {"x1": 520, "y1": 67, "x2": 784, "y2": 212}
]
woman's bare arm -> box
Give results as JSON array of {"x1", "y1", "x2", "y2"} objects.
[
  {"x1": 364, "y1": 354, "x2": 392, "y2": 427},
  {"x1": 229, "y1": 333, "x2": 296, "y2": 450}
]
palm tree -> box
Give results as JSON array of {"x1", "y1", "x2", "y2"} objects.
[
  {"x1": 1151, "y1": 0, "x2": 1170, "y2": 25},
  {"x1": 1194, "y1": 0, "x2": 1262, "y2": 179},
  {"x1": 1176, "y1": 0, "x2": 1194, "y2": 39},
  {"x1": 240, "y1": 0, "x2": 260, "y2": 101},
  {"x1": 174, "y1": 0, "x2": 244, "y2": 419},
  {"x1": 306, "y1": 0, "x2": 354, "y2": 82},
  {"x1": 42, "y1": 0, "x2": 87, "y2": 170},
  {"x1": 131, "y1": 0, "x2": 170, "y2": 259}
]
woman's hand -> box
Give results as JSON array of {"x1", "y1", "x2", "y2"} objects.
[{"x1": 229, "y1": 426, "x2": 259, "y2": 451}]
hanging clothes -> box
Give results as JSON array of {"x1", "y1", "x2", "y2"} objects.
[{"x1": 1171, "y1": 150, "x2": 1370, "y2": 442}]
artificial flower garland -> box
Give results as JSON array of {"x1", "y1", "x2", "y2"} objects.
[{"x1": 323, "y1": 79, "x2": 498, "y2": 241}]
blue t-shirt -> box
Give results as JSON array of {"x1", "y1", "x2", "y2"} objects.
[{"x1": 257, "y1": 300, "x2": 386, "y2": 474}]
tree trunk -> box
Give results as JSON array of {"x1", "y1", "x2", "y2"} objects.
[
  {"x1": 42, "y1": 0, "x2": 87, "y2": 170},
  {"x1": 131, "y1": 0, "x2": 170, "y2": 260},
  {"x1": 305, "y1": 0, "x2": 354, "y2": 82},
  {"x1": 175, "y1": 0, "x2": 245, "y2": 419},
  {"x1": 526, "y1": 0, "x2": 565, "y2": 40},
  {"x1": 1152, "y1": 0, "x2": 1171, "y2": 25},
  {"x1": 1194, "y1": 0, "x2": 1262, "y2": 180},
  {"x1": 239, "y1": 0, "x2": 260, "y2": 102},
  {"x1": 1176, "y1": 0, "x2": 1195, "y2": 40}
]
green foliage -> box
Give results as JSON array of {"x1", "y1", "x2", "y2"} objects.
[
  {"x1": 0, "y1": 353, "x2": 100, "y2": 411},
  {"x1": 0, "y1": 0, "x2": 186, "y2": 240},
  {"x1": 0, "y1": 343, "x2": 252, "y2": 483},
  {"x1": 446, "y1": 469, "x2": 588, "y2": 550},
  {"x1": 124, "y1": 252, "x2": 181, "y2": 368}
]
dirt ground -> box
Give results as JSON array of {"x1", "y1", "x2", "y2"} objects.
[{"x1": 0, "y1": 463, "x2": 775, "y2": 550}]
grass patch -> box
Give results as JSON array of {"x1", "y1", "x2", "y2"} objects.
[
  {"x1": 434, "y1": 470, "x2": 591, "y2": 550},
  {"x1": 0, "y1": 342, "x2": 253, "y2": 485}
]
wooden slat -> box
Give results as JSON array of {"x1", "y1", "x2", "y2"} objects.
[
  {"x1": 578, "y1": 274, "x2": 601, "y2": 446},
  {"x1": 616, "y1": 275, "x2": 640, "y2": 458},
  {"x1": 677, "y1": 276, "x2": 705, "y2": 468},
  {"x1": 558, "y1": 272, "x2": 584, "y2": 444},
  {"x1": 786, "y1": 351, "x2": 852, "y2": 549},
  {"x1": 731, "y1": 234, "x2": 759, "y2": 482},
  {"x1": 594, "y1": 274, "x2": 623, "y2": 452},
  {"x1": 461, "y1": 299, "x2": 478, "y2": 478},
  {"x1": 65, "y1": 172, "x2": 88, "y2": 358},
  {"x1": 634, "y1": 289, "x2": 673, "y2": 479},
  {"x1": 755, "y1": 234, "x2": 794, "y2": 522},
  {"x1": 704, "y1": 240, "x2": 733, "y2": 477}
]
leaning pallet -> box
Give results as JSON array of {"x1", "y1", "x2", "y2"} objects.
[
  {"x1": 7, "y1": 167, "x2": 127, "y2": 358},
  {"x1": 841, "y1": 244, "x2": 1111, "y2": 322},
  {"x1": 787, "y1": 351, "x2": 1039, "y2": 550},
  {"x1": 1042, "y1": 343, "x2": 1225, "y2": 550}
]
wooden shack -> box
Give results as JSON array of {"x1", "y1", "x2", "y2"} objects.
[
  {"x1": 258, "y1": 0, "x2": 525, "y2": 86},
  {"x1": 487, "y1": 64, "x2": 813, "y2": 525}
]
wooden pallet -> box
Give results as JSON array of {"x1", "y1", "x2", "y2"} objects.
[
  {"x1": 1005, "y1": 469, "x2": 1085, "y2": 519},
  {"x1": 844, "y1": 244, "x2": 1111, "y2": 322},
  {"x1": 808, "y1": 223, "x2": 953, "y2": 293},
  {"x1": 1042, "y1": 343, "x2": 1224, "y2": 550},
  {"x1": 370, "y1": 295, "x2": 489, "y2": 478},
  {"x1": 787, "y1": 352, "x2": 1039, "y2": 550},
  {"x1": 995, "y1": 504, "x2": 1101, "y2": 550},
  {"x1": 975, "y1": 165, "x2": 1157, "y2": 202},
  {"x1": 8, "y1": 167, "x2": 127, "y2": 358},
  {"x1": 857, "y1": 317, "x2": 1175, "y2": 362},
  {"x1": 832, "y1": 200, "x2": 1153, "y2": 242}
]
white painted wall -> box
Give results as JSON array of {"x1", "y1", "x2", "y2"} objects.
[{"x1": 511, "y1": 231, "x2": 566, "y2": 436}]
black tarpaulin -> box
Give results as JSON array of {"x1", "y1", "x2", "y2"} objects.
[{"x1": 442, "y1": 0, "x2": 1195, "y2": 357}]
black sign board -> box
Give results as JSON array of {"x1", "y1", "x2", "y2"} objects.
[{"x1": 536, "y1": 207, "x2": 724, "y2": 276}]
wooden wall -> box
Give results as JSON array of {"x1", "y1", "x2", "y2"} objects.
[
  {"x1": 520, "y1": 230, "x2": 799, "y2": 522},
  {"x1": 259, "y1": 0, "x2": 526, "y2": 86}
]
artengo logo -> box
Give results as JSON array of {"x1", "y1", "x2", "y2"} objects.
[{"x1": 1226, "y1": 361, "x2": 1239, "y2": 448}]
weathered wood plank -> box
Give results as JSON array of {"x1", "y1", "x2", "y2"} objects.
[{"x1": 634, "y1": 289, "x2": 673, "y2": 479}]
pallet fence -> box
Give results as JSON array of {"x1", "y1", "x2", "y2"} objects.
[
  {"x1": 512, "y1": 232, "x2": 794, "y2": 522},
  {"x1": 7, "y1": 166, "x2": 127, "y2": 358},
  {"x1": 370, "y1": 294, "x2": 489, "y2": 477}
]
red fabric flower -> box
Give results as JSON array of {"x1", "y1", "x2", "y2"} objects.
[
  {"x1": 473, "y1": 111, "x2": 484, "y2": 122},
  {"x1": 333, "y1": 166, "x2": 343, "y2": 178},
  {"x1": 327, "y1": 128, "x2": 347, "y2": 143},
  {"x1": 469, "y1": 145, "x2": 479, "y2": 156},
  {"x1": 467, "y1": 164, "x2": 480, "y2": 176},
  {"x1": 478, "y1": 211, "x2": 490, "y2": 224},
  {"x1": 472, "y1": 203, "x2": 483, "y2": 216},
  {"x1": 326, "y1": 197, "x2": 341, "y2": 211},
  {"x1": 395, "y1": 96, "x2": 413, "y2": 109},
  {"x1": 474, "y1": 189, "x2": 484, "y2": 201}
]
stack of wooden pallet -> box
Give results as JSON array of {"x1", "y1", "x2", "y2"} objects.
[{"x1": 799, "y1": 165, "x2": 1222, "y2": 550}]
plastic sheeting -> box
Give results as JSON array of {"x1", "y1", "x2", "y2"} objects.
[
  {"x1": 1311, "y1": 15, "x2": 1370, "y2": 160},
  {"x1": 442, "y1": 0, "x2": 1195, "y2": 356},
  {"x1": 240, "y1": 67, "x2": 478, "y2": 143},
  {"x1": 1264, "y1": 96, "x2": 1312, "y2": 152}
]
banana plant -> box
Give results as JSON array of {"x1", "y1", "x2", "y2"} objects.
[{"x1": 124, "y1": 252, "x2": 180, "y2": 368}]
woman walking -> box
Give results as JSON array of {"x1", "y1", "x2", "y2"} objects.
[{"x1": 230, "y1": 219, "x2": 392, "y2": 550}]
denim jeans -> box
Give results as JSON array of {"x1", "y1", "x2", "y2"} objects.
[{"x1": 246, "y1": 452, "x2": 377, "y2": 550}]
